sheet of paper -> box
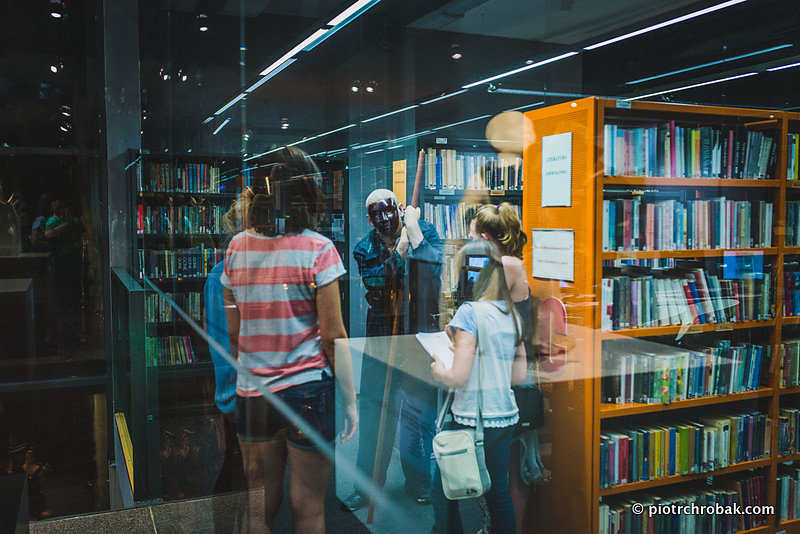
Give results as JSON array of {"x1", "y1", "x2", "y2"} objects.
[
  {"x1": 532, "y1": 229, "x2": 574, "y2": 282},
  {"x1": 415, "y1": 331, "x2": 454, "y2": 369},
  {"x1": 541, "y1": 131, "x2": 572, "y2": 207}
]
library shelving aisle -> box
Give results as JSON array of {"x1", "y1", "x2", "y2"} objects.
[
  {"x1": 419, "y1": 140, "x2": 523, "y2": 323},
  {"x1": 127, "y1": 150, "x2": 241, "y2": 501},
  {"x1": 522, "y1": 97, "x2": 796, "y2": 534}
]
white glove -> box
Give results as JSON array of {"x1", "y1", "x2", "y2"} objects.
[
  {"x1": 396, "y1": 227, "x2": 410, "y2": 258},
  {"x1": 404, "y1": 206, "x2": 423, "y2": 248}
]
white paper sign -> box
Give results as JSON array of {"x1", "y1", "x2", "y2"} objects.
[
  {"x1": 532, "y1": 229, "x2": 574, "y2": 282},
  {"x1": 541, "y1": 132, "x2": 572, "y2": 207}
]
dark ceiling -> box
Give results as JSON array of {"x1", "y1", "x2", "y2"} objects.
[{"x1": 1, "y1": 0, "x2": 799, "y2": 155}]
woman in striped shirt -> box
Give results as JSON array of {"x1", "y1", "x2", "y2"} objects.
[{"x1": 222, "y1": 147, "x2": 357, "y2": 533}]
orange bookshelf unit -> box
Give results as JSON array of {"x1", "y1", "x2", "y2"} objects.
[{"x1": 522, "y1": 98, "x2": 800, "y2": 533}]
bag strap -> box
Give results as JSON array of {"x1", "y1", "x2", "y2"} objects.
[
  {"x1": 472, "y1": 302, "x2": 486, "y2": 444},
  {"x1": 434, "y1": 301, "x2": 487, "y2": 440}
]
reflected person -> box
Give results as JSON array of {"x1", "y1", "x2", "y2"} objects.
[
  {"x1": 342, "y1": 189, "x2": 443, "y2": 511},
  {"x1": 221, "y1": 147, "x2": 357, "y2": 533}
]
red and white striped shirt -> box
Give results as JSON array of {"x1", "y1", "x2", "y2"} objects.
[{"x1": 220, "y1": 229, "x2": 346, "y2": 395}]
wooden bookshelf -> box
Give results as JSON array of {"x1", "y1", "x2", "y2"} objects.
[
  {"x1": 600, "y1": 388, "x2": 774, "y2": 419},
  {"x1": 779, "y1": 386, "x2": 800, "y2": 396},
  {"x1": 600, "y1": 319, "x2": 776, "y2": 339},
  {"x1": 598, "y1": 458, "x2": 771, "y2": 497},
  {"x1": 523, "y1": 98, "x2": 789, "y2": 533},
  {"x1": 604, "y1": 176, "x2": 780, "y2": 188},
  {"x1": 602, "y1": 247, "x2": 778, "y2": 260}
]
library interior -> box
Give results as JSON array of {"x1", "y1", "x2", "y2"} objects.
[{"x1": 2, "y1": 1, "x2": 800, "y2": 533}]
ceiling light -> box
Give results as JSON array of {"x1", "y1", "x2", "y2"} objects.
[
  {"x1": 362, "y1": 105, "x2": 418, "y2": 123},
  {"x1": 627, "y1": 44, "x2": 792, "y2": 84},
  {"x1": 199, "y1": 25, "x2": 208, "y2": 32},
  {"x1": 60, "y1": 126, "x2": 68, "y2": 132},
  {"x1": 452, "y1": 53, "x2": 462, "y2": 60},
  {"x1": 625, "y1": 71, "x2": 758, "y2": 101},
  {"x1": 202, "y1": 116, "x2": 214, "y2": 125},
  {"x1": 462, "y1": 51, "x2": 578, "y2": 89},
  {"x1": 50, "y1": 65, "x2": 58, "y2": 73},
  {"x1": 246, "y1": 59, "x2": 295, "y2": 93},
  {"x1": 327, "y1": 0, "x2": 381, "y2": 26},
  {"x1": 504, "y1": 101, "x2": 546, "y2": 112},
  {"x1": 525, "y1": 59, "x2": 534, "y2": 65},
  {"x1": 214, "y1": 93, "x2": 246, "y2": 115},
  {"x1": 768, "y1": 61, "x2": 800, "y2": 72},
  {"x1": 50, "y1": 12, "x2": 62, "y2": 18},
  {"x1": 351, "y1": 85, "x2": 360, "y2": 92},
  {"x1": 212, "y1": 118, "x2": 231, "y2": 135},
  {"x1": 432, "y1": 114, "x2": 492, "y2": 131},
  {"x1": 198, "y1": 13, "x2": 208, "y2": 32},
  {"x1": 281, "y1": 117, "x2": 290, "y2": 129},
  {"x1": 584, "y1": 0, "x2": 748, "y2": 51},
  {"x1": 420, "y1": 89, "x2": 468, "y2": 105},
  {"x1": 258, "y1": 29, "x2": 330, "y2": 76}
]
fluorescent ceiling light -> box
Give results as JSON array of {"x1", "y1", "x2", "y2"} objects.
[
  {"x1": 328, "y1": 0, "x2": 380, "y2": 26},
  {"x1": 247, "y1": 59, "x2": 296, "y2": 92},
  {"x1": 259, "y1": 29, "x2": 328, "y2": 76},
  {"x1": 394, "y1": 130, "x2": 434, "y2": 143},
  {"x1": 212, "y1": 118, "x2": 231, "y2": 135},
  {"x1": 364, "y1": 148, "x2": 383, "y2": 155},
  {"x1": 288, "y1": 124, "x2": 357, "y2": 146},
  {"x1": 768, "y1": 61, "x2": 800, "y2": 72},
  {"x1": 627, "y1": 44, "x2": 792, "y2": 84},
  {"x1": 504, "y1": 101, "x2": 545, "y2": 112},
  {"x1": 585, "y1": 0, "x2": 748, "y2": 51},
  {"x1": 244, "y1": 147, "x2": 283, "y2": 162},
  {"x1": 420, "y1": 90, "x2": 468, "y2": 105},
  {"x1": 214, "y1": 93, "x2": 245, "y2": 115},
  {"x1": 362, "y1": 105, "x2": 418, "y2": 123},
  {"x1": 625, "y1": 71, "x2": 758, "y2": 101},
  {"x1": 433, "y1": 114, "x2": 492, "y2": 131},
  {"x1": 202, "y1": 116, "x2": 214, "y2": 125},
  {"x1": 462, "y1": 51, "x2": 578, "y2": 89}
]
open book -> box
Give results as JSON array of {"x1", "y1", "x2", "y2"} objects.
[{"x1": 415, "y1": 331, "x2": 454, "y2": 369}]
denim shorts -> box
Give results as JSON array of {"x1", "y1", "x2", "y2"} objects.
[{"x1": 235, "y1": 376, "x2": 335, "y2": 451}]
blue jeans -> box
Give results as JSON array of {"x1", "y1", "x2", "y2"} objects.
[{"x1": 432, "y1": 424, "x2": 515, "y2": 534}]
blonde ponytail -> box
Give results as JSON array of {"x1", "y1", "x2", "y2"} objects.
[{"x1": 473, "y1": 202, "x2": 527, "y2": 259}]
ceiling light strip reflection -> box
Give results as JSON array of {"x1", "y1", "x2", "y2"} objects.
[
  {"x1": 627, "y1": 44, "x2": 792, "y2": 84},
  {"x1": 248, "y1": 59, "x2": 296, "y2": 92},
  {"x1": 584, "y1": 0, "x2": 748, "y2": 51},
  {"x1": 214, "y1": 93, "x2": 246, "y2": 115},
  {"x1": 244, "y1": 146, "x2": 283, "y2": 162},
  {"x1": 212, "y1": 118, "x2": 231, "y2": 135},
  {"x1": 462, "y1": 52, "x2": 578, "y2": 89},
  {"x1": 202, "y1": 116, "x2": 214, "y2": 125},
  {"x1": 394, "y1": 130, "x2": 434, "y2": 143},
  {"x1": 328, "y1": 0, "x2": 381, "y2": 26},
  {"x1": 768, "y1": 61, "x2": 800, "y2": 71},
  {"x1": 288, "y1": 124, "x2": 357, "y2": 146},
  {"x1": 420, "y1": 90, "x2": 468, "y2": 105},
  {"x1": 362, "y1": 105, "x2": 419, "y2": 123},
  {"x1": 259, "y1": 30, "x2": 328, "y2": 76},
  {"x1": 625, "y1": 71, "x2": 758, "y2": 101},
  {"x1": 432, "y1": 114, "x2": 492, "y2": 131}
]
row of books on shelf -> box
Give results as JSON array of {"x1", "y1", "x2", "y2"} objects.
[
  {"x1": 145, "y1": 335, "x2": 198, "y2": 366},
  {"x1": 778, "y1": 464, "x2": 800, "y2": 522},
  {"x1": 423, "y1": 148, "x2": 522, "y2": 190},
  {"x1": 137, "y1": 161, "x2": 225, "y2": 193},
  {"x1": 599, "y1": 474, "x2": 768, "y2": 534},
  {"x1": 781, "y1": 340, "x2": 800, "y2": 388},
  {"x1": 136, "y1": 205, "x2": 229, "y2": 235},
  {"x1": 423, "y1": 202, "x2": 522, "y2": 241},
  {"x1": 603, "y1": 123, "x2": 776, "y2": 179},
  {"x1": 600, "y1": 411, "x2": 770, "y2": 489},
  {"x1": 779, "y1": 406, "x2": 800, "y2": 456},
  {"x1": 784, "y1": 201, "x2": 800, "y2": 246},
  {"x1": 601, "y1": 266, "x2": 773, "y2": 331},
  {"x1": 145, "y1": 291, "x2": 202, "y2": 324},
  {"x1": 137, "y1": 247, "x2": 225, "y2": 279},
  {"x1": 601, "y1": 339, "x2": 768, "y2": 405},
  {"x1": 784, "y1": 270, "x2": 800, "y2": 316},
  {"x1": 788, "y1": 133, "x2": 799, "y2": 181},
  {"x1": 602, "y1": 197, "x2": 773, "y2": 251}
]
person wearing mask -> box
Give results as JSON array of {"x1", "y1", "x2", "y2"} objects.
[
  {"x1": 222, "y1": 146, "x2": 357, "y2": 533},
  {"x1": 341, "y1": 189, "x2": 443, "y2": 510},
  {"x1": 471, "y1": 203, "x2": 546, "y2": 534},
  {"x1": 430, "y1": 239, "x2": 527, "y2": 534}
]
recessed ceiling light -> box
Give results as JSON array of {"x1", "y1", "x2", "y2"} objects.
[
  {"x1": 50, "y1": 65, "x2": 58, "y2": 73},
  {"x1": 365, "y1": 85, "x2": 374, "y2": 93},
  {"x1": 199, "y1": 26, "x2": 208, "y2": 32},
  {"x1": 451, "y1": 53, "x2": 463, "y2": 60},
  {"x1": 50, "y1": 12, "x2": 62, "y2": 18},
  {"x1": 351, "y1": 85, "x2": 359, "y2": 92}
]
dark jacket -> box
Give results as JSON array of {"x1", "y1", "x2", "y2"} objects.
[{"x1": 353, "y1": 219, "x2": 443, "y2": 337}]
